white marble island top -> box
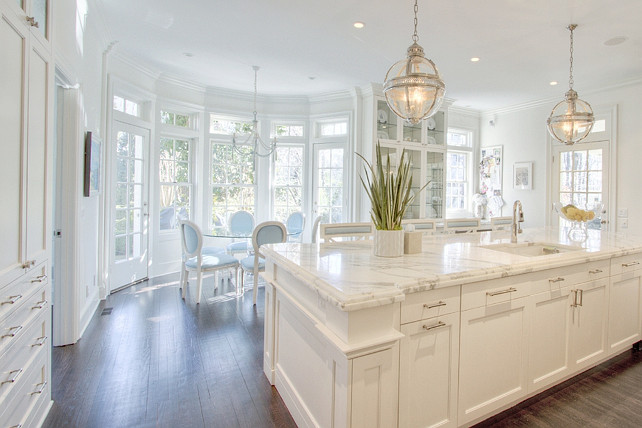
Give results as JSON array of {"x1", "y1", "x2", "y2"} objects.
[{"x1": 262, "y1": 228, "x2": 642, "y2": 312}]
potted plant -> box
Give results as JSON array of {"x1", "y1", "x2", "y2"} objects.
[{"x1": 357, "y1": 142, "x2": 428, "y2": 257}]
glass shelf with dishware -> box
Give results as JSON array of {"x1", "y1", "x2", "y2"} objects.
[
  {"x1": 375, "y1": 99, "x2": 446, "y2": 146},
  {"x1": 376, "y1": 100, "x2": 398, "y2": 141}
]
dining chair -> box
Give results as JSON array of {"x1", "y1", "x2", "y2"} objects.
[
  {"x1": 443, "y1": 217, "x2": 481, "y2": 234},
  {"x1": 239, "y1": 221, "x2": 287, "y2": 305},
  {"x1": 402, "y1": 218, "x2": 437, "y2": 234},
  {"x1": 490, "y1": 216, "x2": 513, "y2": 231},
  {"x1": 225, "y1": 210, "x2": 255, "y2": 255},
  {"x1": 319, "y1": 222, "x2": 374, "y2": 242},
  {"x1": 179, "y1": 220, "x2": 240, "y2": 304},
  {"x1": 286, "y1": 211, "x2": 306, "y2": 242},
  {"x1": 311, "y1": 216, "x2": 323, "y2": 243}
]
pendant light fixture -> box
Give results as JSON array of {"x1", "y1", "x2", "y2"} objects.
[
  {"x1": 547, "y1": 24, "x2": 594, "y2": 145},
  {"x1": 383, "y1": 0, "x2": 445, "y2": 125},
  {"x1": 232, "y1": 66, "x2": 277, "y2": 157}
]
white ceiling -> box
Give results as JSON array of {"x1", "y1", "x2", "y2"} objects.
[{"x1": 95, "y1": 0, "x2": 642, "y2": 111}]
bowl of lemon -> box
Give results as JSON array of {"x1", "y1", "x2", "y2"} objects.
[{"x1": 553, "y1": 202, "x2": 601, "y2": 242}]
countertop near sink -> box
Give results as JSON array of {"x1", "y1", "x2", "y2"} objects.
[{"x1": 262, "y1": 227, "x2": 642, "y2": 311}]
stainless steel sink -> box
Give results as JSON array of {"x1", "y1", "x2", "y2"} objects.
[{"x1": 481, "y1": 242, "x2": 582, "y2": 257}]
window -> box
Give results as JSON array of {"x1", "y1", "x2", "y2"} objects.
[
  {"x1": 160, "y1": 110, "x2": 192, "y2": 128},
  {"x1": 113, "y1": 95, "x2": 140, "y2": 117},
  {"x1": 274, "y1": 124, "x2": 304, "y2": 137},
  {"x1": 318, "y1": 120, "x2": 347, "y2": 137},
  {"x1": 209, "y1": 116, "x2": 253, "y2": 135},
  {"x1": 211, "y1": 143, "x2": 256, "y2": 227},
  {"x1": 315, "y1": 146, "x2": 344, "y2": 223},
  {"x1": 272, "y1": 145, "x2": 304, "y2": 222},
  {"x1": 446, "y1": 129, "x2": 473, "y2": 214},
  {"x1": 159, "y1": 137, "x2": 192, "y2": 230}
]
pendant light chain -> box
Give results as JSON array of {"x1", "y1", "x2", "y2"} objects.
[
  {"x1": 568, "y1": 24, "x2": 575, "y2": 90},
  {"x1": 412, "y1": 0, "x2": 419, "y2": 43}
]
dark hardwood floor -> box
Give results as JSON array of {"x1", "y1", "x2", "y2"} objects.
[
  {"x1": 44, "y1": 272, "x2": 642, "y2": 428},
  {"x1": 43, "y1": 273, "x2": 297, "y2": 428}
]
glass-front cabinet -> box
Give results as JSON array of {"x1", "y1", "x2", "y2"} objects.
[{"x1": 4, "y1": 0, "x2": 50, "y2": 44}]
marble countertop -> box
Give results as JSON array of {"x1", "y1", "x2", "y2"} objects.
[{"x1": 262, "y1": 228, "x2": 642, "y2": 312}]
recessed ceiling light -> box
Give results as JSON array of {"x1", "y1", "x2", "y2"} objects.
[
  {"x1": 550, "y1": 81, "x2": 558, "y2": 86},
  {"x1": 308, "y1": 76, "x2": 316, "y2": 80},
  {"x1": 470, "y1": 57, "x2": 480, "y2": 62},
  {"x1": 353, "y1": 21, "x2": 365, "y2": 29},
  {"x1": 604, "y1": 36, "x2": 628, "y2": 46},
  {"x1": 183, "y1": 52, "x2": 194, "y2": 57}
]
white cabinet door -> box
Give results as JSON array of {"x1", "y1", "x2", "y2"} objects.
[
  {"x1": 528, "y1": 286, "x2": 573, "y2": 394},
  {"x1": 458, "y1": 296, "x2": 529, "y2": 425},
  {"x1": 570, "y1": 279, "x2": 609, "y2": 372},
  {"x1": 608, "y1": 269, "x2": 642, "y2": 355},
  {"x1": 399, "y1": 312, "x2": 459, "y2": 428}
]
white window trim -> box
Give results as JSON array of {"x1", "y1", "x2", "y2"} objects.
[{"x1": 446, "y1": 128, "x2": 474, "y2": 216}]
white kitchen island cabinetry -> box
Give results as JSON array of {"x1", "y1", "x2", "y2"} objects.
[{"x1": 262, "y1": 230, "x2": 642, "y2": 428}]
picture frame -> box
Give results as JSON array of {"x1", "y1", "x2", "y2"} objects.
[
  {"x1": 83, "y1": 131, "x2": 102, "y2": 197},
  {"x1": 513, "y1": 162, "x2": 532, "y2": 190}
]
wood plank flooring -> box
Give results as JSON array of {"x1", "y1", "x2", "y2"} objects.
[{"x1": 43, "y1": 272, "x2": 642, "y2": 427}]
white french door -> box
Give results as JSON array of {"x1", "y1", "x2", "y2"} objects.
[
  {"x1": 110, "y1": 121, "x2": 150, "y2": 291},
  {"x1": 312, "y1": 143, "x2": 346, "y2": 223},
  {"x1": 551, "y1": 140, "x2": 609, "y2": 230}
]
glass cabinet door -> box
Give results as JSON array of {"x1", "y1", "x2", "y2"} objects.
[
  {"x1": 426, "y1": 111, "x2": 445, "y2": 146},
  {"x1": 402, "y1": 121, "x2": 422, "y2": 144},
  {"x1": 376, "y1": 100, "x2": 397, "y2": 141},
  {"x1": 405, "y1": 148, "x2": 422, "y2": 219},
  {"x1": 425, "y1": 151, "x2": 444, "y2": 218}
]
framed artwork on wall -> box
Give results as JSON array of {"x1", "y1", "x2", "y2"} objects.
[
  {"x1": 83, "y1": 131, "x2": 102, "y2": 197},
  {"x1": 513, "y1": 162, "x2": 532, "y2": 190}
]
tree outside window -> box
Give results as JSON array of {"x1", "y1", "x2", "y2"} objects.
[
  {"x1": 272, "y1": 145, "x2": 304, "y2": 222},
  {"x1": 159, "y1": 137, "x2": 191, "y2": 230},
  {"x1": 446, "y1": 129, "x2": 473, "y2": 215}
]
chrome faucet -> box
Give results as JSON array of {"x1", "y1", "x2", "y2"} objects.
[{"x1": 511, "y1": 200, "x2": 524, "y2": 243}]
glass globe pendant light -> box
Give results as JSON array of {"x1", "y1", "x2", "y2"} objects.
[
  {"x1": 547, "y1": 24, "x2": 594, "y2": 145},
  {"x1": 383, "y1": 0, "x2": 445, "y2": 125}
]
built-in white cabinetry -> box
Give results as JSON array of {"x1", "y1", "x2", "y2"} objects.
[
  {"x1": 0, "y1": 0, "x2": 52, "y2": 426},
  {"x1": 399, "y1": 287, "x2": 460, "y2": 428},
  {"x1": 608, "y1": 255, "x2": 642, "y2": 354}
]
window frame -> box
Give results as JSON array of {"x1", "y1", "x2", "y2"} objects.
[
  {"x1": 158, "y1": 135, "x2": 194, "y2": 232},
  {"x1": 446, "y1": 128, "x2": 474, "y2": 216},
  {"x1": 271, "y1": 143, "x2": 306, "y2": 223}
]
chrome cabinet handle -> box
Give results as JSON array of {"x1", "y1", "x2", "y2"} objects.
[
  {"x1": 577, "y1": 289, "x2": 583, "y2": 306},
  {"x1": 2, "y1": 325, "x2": 23, "y2": 338},
  {"x1": 423, "y1": 301, "x2": 446, "y2": 310},
  {"x1": 31, "y1": 275, "x2": 47, "y2": 283},
  {"x1": 31, "y1": 300, "x2": 47, "y2": 310},
  {"x1": 1, "y1": 368, "x2": 23, "y2": 385},
  {"x1": 486, "y1": 287, "x2": 517, "y2": 296},
  {"x1": 32, "y1": 336, "x2": 47, "y2": 347},
  {"x1": 422, "y1": 321, "x2": 446, "y2": 331},
  {"x1": 1, "y1": 295, "x2": 22, "y2": 305},
  {"x1": 571, "y1": 289, "x2": 584, "y2": 307},
  {"x1": 549, "y1": 277, "x2": 565, "y2": 283},
  {"x1": 21, "y1": 260, "x2": 36, "y2": 269},
  {"x1": 622, "y1": 261, "x2": 640, "y2": 267},
  {"x1": 571, "y1": 290, "x2": 578, "y2": 307},
  {"x1": 589, "y1": 269, "x2": 603, "y2": 274},
  {"x1": 30, "y1": 381, "x2": 47, "y2": 395},
  {"x1": 26, "y1": 16, "x2": 39, "y2": 28}
]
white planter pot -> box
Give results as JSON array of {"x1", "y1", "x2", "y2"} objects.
[{"x1": 374, "y1": 229, "x2": 404, "y2": 257}]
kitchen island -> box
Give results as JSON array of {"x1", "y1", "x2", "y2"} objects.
[{"x1": 260, "y1": 228, "x2": 642, "y2": 427}]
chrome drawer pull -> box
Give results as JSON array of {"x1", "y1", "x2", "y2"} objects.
[
  {"x1": 486, "y1": 287, "x2": 517, "y2": 296},
  {"x1": 1, "y1": 295, "x2": 22, "y2": 305},
  {"x1": 9, "y1": 424, "x2": 22, "y2": 428},
  {"x1": 30, "y1": 381, "x2": 47, "y2": 395},
  {"x1": 549, "y1": 277, "x2": 565, "y2": 283},
  {"x1": 589, "y1": 269, "x2": 603, "y2": 274},
  {"x1": 31, "y1": 275, "x2": 47, "y2": 283},
  {"x1": 622, "y1": 261, "x2": 640, "y2": 267},
  {"x1": 578, "y1": 289, "x2": 584, "y2": 306},
  {"x1": 2, "y1": 325, "x2": 23, "y2": 338},
  {"x1": 31, "y1": 300, "x2": 47, "y2": 310},
  {"x1": 2, "y1": 368, "x2": 23, "y2": 385},
  {"x1": 26, "y1": 16, "x2": 39, "y2": 28},
  {"x1": 423, "y1": 301, "x2": 446, "y2": 310},
  {"x1": 32, "y1": 336, "x2": 47, "y2": 347},
  {"x1": 422, "y1": 321, "x2": 446, "y2": 331}
]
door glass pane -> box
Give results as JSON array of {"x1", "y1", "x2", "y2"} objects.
[
  {"x1": 32, "y1": 0, "x2": 47, "y2": 39},
  {"x1": 316, "y1": 147, "x2": 344, "y2": 223}
]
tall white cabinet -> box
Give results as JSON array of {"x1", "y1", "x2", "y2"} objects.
[{"x1": 0, "y1": 0, "x2": 53, "y2": 426}]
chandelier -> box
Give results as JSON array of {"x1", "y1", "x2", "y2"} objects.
[
  {"x1": 232, "y1": 66, "x2": 277, "y2": 157},
  {"x1": 547, "y1": 24, "x2": 594, "y2": 145},
  {"x1": 383, "y1": 0, "x2": 445, "y2": 125}
]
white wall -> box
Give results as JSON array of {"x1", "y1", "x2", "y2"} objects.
[{"x1": 480, "y1": 80, "x2": 642, "y2": 235}]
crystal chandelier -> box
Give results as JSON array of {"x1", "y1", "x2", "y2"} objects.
[
  {"x1": 383, "y1": 0, "x2": 445, "y2": 125},
  {"x1": 547, "y1": 24, "x2": 594, "y2": 145},
  {"x1": 232, "y1": 66, "x2": 277, "y2": 157}
]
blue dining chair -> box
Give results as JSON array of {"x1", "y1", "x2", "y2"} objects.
[
  {"x1": 179, "y1": 220, "x2": 240, "y2": 304},
  {"x1": 286, "y1": 211, "x2": 305, "y2": 242},
  {"x1": 240, "y1": 221, "x2": 287, "y2": 305},
  {"x1": 225, "y1": 210, "x2": 255, "y2": 255}
]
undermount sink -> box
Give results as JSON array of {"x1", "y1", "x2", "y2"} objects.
[{"x1": 481, "y1": 242, "x2": 582, "y2": 257}]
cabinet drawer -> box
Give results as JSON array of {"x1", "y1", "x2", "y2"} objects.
[
  {"x1": 0, "y1": 284, "x2": 48, "y2": 359},
  {"x1": 610, "y1": 254, "x2": 642, "y2": 276},
  {"x1": 0, "y1": 308, "x2": 48, "y2": 410},
  {"x1": 530, "y1": 260, "x2": 609, "y2": 295},
  {"x1": 401, "y1": 286, "x2": 460, "y2": 324},
  {"x1": 0, "y1": 349, "x2": 49, "y2": 428},
  {"x1": 462, "y1": 275, "x2": 532, "y2": 311},
  {"x1": 0, "y1": 262, "x2": 48, "y2": 324}
]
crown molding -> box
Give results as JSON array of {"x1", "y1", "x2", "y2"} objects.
[
  {"x1": 110, "y1": 51, "x2": 161, "y2": 81},
  {"x1": 449, "y1": 106, "x2": 482, "y2": 118},
  {"x1": 157, "y1": 74, "x2": 206, "y2": 94},
  {"x1": 308, "y1": 90, "x2": 353, "y2": 104}
]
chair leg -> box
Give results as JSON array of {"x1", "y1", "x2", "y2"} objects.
[
  {"x1": 253, "y1": 255, "x2": 259, "y2": 305},
  {"x1": 235, "y1": 266, "x2": 241, "y2": 296},
  {"x1": 181, "y1": 268, "x2": 188, "y2": 299},
  {"x1": 239, "y1": 267, "x2": 245, "y2": 293},
  {"x1": 196, "y1": 269, "x2": 203, "y2": 304}
]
